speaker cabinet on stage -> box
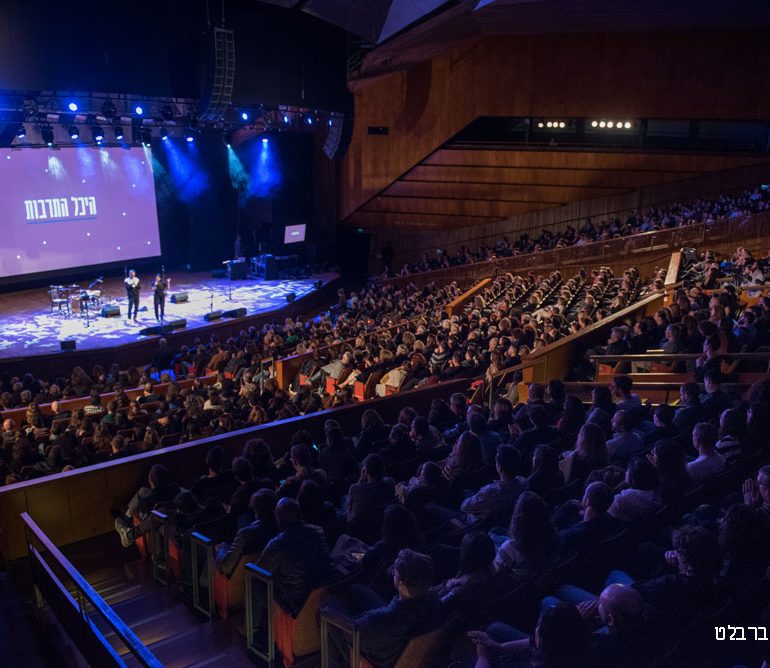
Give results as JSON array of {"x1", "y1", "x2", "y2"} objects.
[
  {"x1": 60, "y1": 340, "x2": 77, "y2": 352},
  {"x1": 101, "y1": 304, "x2": 121, "y2": 318},
  {"x1": 204, "y1": 310, "x2": 223, "y2": 322},
  {"x1": 170, "y1": 292, "x2": 188, "y2": 304},
  {"x1": 139, "y1": 325, "x2": 162, "y2": 336},
  {"x1": 139, "y1": 319, "x2": 187, "y2": 337},
  {"x1": 223, "y1": 307, "x2": 247, "y2": 318}
]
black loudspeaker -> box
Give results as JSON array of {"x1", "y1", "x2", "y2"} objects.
[
  {"x1": 228, "y1": 261, "x2": 248, "y2": 280},
  {"x1": 222, "y1": 307, "x2": 247, "y2": 318},
  {"x1": 60, "y1": 340, "x2": 77, "y2": 351},
  {"x1": 285, "y1": 292, "x2": 296, "y2": 303},
  {"x1": 170, "y1": 292, "x2": 188, "y2": 304},
  {"x1": 165, "y1": 318, "x2": 187, "y2": 332},
  {"x1": 139, "y1": 325, "x2": 162, "y2": 336},
  {"x1": 204, "y1": 310, "x2": 223, "y2": 322},
  {"x1": 101, "y1": 304, "x2": 121, "y2": 317},
  {"x1": 323, "y1": 115, "x2": 353, "y2": 159}
]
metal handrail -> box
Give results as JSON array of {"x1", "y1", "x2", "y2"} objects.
[
  {"x1": 149, "y1": 510, "x2": 169, "y2": 587},
  {"x1": 245, "y1": 563, "x2": 275, "y2": 666},
  {"x1": 190, "y1": 531, "x2": 215, "y2": 620},
  {"x1": 20, "y1": 512, "x2": 162, "y2": 668},
  {"x1": 320, "y1": 610, "x2": 361, "y2": 668}
]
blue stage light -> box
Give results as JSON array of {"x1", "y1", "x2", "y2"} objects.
[
  {"x1": 69, "y1": 126, "x2": 80, "y2": 140},
  {"x1": 160, "y1": 129, "x2": 169, "y2": 141},
  {"x1": 16, "y1": 124, "x2": 26, "y2": 139},
  {"x1": 305, "y1": 116, "x2": 313, "y2": 125},
  {"x1": 283, "y1": 114, "x2": 289, "y2": 124},
  {"x1": 68, "y1": 102, "x2": 78, "y2": 112},
  {"x1": 262, "y1": 137, "x2": 269, "y2": 145},
  {"x1": 114, "y1": 126, "x2": 124, "y2": 140},
  {"x1": 328, "y1": 119, "x2": 333, "y2": 127},
  {"x1": 186, "y1": 135, "x2": 194, "y2": 143},
  {"x1": 241, "y1": 112, "x2": 249, "y2": 121},
  {"x1": 135, "y1": 106, "x2": 144, "y2": 116}
]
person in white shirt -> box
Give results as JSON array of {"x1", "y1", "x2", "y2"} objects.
[
  {"x1": 608, "y1": 457, "x2": 662, "y2": 523},
  {"x1": 686, "y1": 422, "x2": 726, "y2": 482},
  {"x1": 124, "y1": 269, "x2": 140, "y2": 321}
]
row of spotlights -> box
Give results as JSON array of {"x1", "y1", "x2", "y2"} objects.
[
  {"x1": 68, "y1": 101, "x2": 143, "y2": 116},
  {"x1": 537, "y1": 121, "x2": 567, "y2": 129},
  {"x1": 591, "y1": 120, "x2": 633, "y2": 129}
]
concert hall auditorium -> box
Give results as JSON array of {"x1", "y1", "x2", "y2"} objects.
[{"x1": 2, "y1": 1, "x2": 770, "y2": 666}]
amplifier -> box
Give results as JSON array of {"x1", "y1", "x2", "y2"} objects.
[
  {"x1": 101, "y1": 304, "x2": 121, "y2": 318},
  {"x1": 170, "y1": 292, "x2": 188, "y2": 304}
]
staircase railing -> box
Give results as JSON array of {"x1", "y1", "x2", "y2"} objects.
[
  {"x1": 21, "y1": 511, "x2": 162, "y2": 668},
  {"x1": 191, "y1": 531, "x2": 216, "y2": 620}
]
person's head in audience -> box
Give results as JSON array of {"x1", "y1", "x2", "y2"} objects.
[
  {"x1": 242, "y1": 438, "x2": 274, "y2": 474},
  {"x1": 581, "y1": 481, "x2": 614, "y2": 521},
  {"x1": 527, "y1": 404, "x2": 549, "y2": 430},
  {"x1": 457, "y1": 531, "x2": 495, "y2": 577},
  {"x1": 381, "y1": 504, "x2": 421, "y2": 549},
  {"x1": 680, "y1": 381, "x2": 701, "y2": 406},
  {"x1": 205, "y1": 445, "x2": 226, "y2": 476},
  {"x1": 533, "y1": 603, "x2": 589, "y2": 667},
  {"x1": 611, "y1": 375, "x2": 634, "y2": 401},
  {"x1": 692, "y1": 422, "x2": 718, "y2": 456},
  {"x1": 148, "y1": 464, "x2": 171, "y2": 489},
  {"x1": 232, "y1": 456, "x2": 254, "y2": 484},
  {"x1": 468, "y1": 411, "x2": 489, "y2": 436},
  {"x1": 626, "y1": 457, "x2": 659, "y2": 492},
  {"x1": 360, "y1": 409, "x2": 385, "y2": 432},
  {"x1": 703, "y1": 369, "x2": 723, "y2": 395},
  {"x1": 575, "y1": 422, "x2": 609, "y2": 467},
  {"x1": 496, "y1": 446, "x2": 520, "y2": 481},
  {"x1": 528, "y1": 383, "x2": 545, "y2": 403},
  {"x1": 530, "y1": 444, "x2": 561, "y2": 482},
  {"x1": 597, "y1": 583, "x2": 644, "y2": 634},
  {"x1": 289, "y1": 444, "x2": 312, "y2": 473},
  {"x1": 361, "y1": 453, "x2": 386, "y2": 482},
  {"x1": 591, "y1": 386, "x2": 614, "y2": 414},
  {"x1": 546, "y1": 379, "x2": 565, "y2": 406},
  {"x1": 449, "y1": 392, "x2": 466, "y2": 417},
  {"x1": 398, "y1": 406, "x2": 416, "y2": 427},
  {"x1": 611, "y1": 410, "x2": 634, "y2": 436},
  {"x1": 250, "y1": 488, "x2": 278, "y2": 523},
  {"x1": 297, "y1": 479, "x2": 327, "y2": 525},
  {"x1": 653, "y1": 403, "x2": 674, "y2": 429},
  {"x1": 670, "y1": 525, "x2": 722, "y2": 579},
  {"x1": 508, "y1": 491, "x2": 556, "y2": 563},
  {"x1": 275, "y1": 497, "x2": 302, "y2": 528},
  {"x1": 420, "y1": 461, "x2": 443, "y2": 486},
  {"x1": 718, "y1": 502, "x2": 768, "y2": 564},
  {"x1": 452, "y1": 431, "x2": 483, "y2": 469},
  {"x1": 392, "y1": 549, "x2": 433, "y2": 600}
]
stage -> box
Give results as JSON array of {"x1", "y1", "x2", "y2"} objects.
[{"x1": 0, "y1": 271, "x2": 338, "y2": 360}]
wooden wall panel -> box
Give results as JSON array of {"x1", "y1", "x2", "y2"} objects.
[
  {"x1": 341, "y1": 30, "x2": 770, "y2": 219},
  {"x1": 364, "y1": 196, "x2": 551, "y2": 218},
  {"x1": 383, "y1": 180, "x2": 626, "y2": 201}
]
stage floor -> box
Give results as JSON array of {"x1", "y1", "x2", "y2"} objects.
[{"x1": 0, "y1": 271, "x2": 337, "y2": 359}]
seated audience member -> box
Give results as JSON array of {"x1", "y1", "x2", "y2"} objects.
[
  {"x1": 319, "y1": 426, "x2": 358, "y2": 489},
  {"x1": 512, "y1": 405, "x2": 562, "y2": 473},
  {"x1": 460, "y1": 445, "x2": 528, "y2": 523},
  {"x1": 379, "y1": 423, "x2": 416, "y2": 464},
  {"x1": 228, "y1": 456, "x2": 265, "y2": 528},
  {"x1": 191, "y1": 445, "x2": 237, "y2": 504},
  {"x1": 700, "y1": 369, "x2": 732, "y2": 422},
  {"x1": 113, "y1": 464, "x2": 181, "y2": 547},
  {"x1": 468, "y1": 411, "x2": 502, "y2": 467},
  {"x1": 216, "y1": 489, "x2": 279, "y2": 577},
  {"x1": 436, "y1": 531, "x2": 497, "y2": 614},
  {"x1": 442, "y1": 430, "x2": 485, "y2": 483},
  {"x1": 743, "y1": 465, "x2": 770, "y2": 524},
  {"x1": 607, "y1": 458, "x2": 662, "y2": 523},
  {"x1": 256, "y1": 497, "x2": 332, "y2": 614},
  {"x1": 560, "y1": 482, "x2": 624, "y2": 554},
  {"x1": 527, "y1": 444, "x2": 564, "y2": 496},
  {"x1": 642, "y1": 404, "x2": 678, "y2": 448},
  {"x1": 137, "y1": 382, "x2": 163, "y2": 405},
  {"x1": 561, "y1": 422, "x2": 609, "y2": 484},
  {"x1": 469, "y1": 602, "x2": 590, "y2": 668},
  {"x1": 493, "y1": 491, "x2": 558, "y2": 578},
  {"x1": 324, "y1": 549, "x2": 444, "y2": 668},
  {"x1": 346, "y1": 453, "x2": 395, "y2": 524},
  {"x1": 398, "y1": 461, "x2": 451, "y2": 513},
  {"x1": 606, "y1": 410, "x2": 646, "y2": 467},
  {"x1": 686, "y1": 422, "x2": 726, "y2": 482},
  {"x1": 277, "y1": 444, "x2": 327, "y2": 498},
  {"x1": 611, "y1": 375, "x2": 642, "y2": 416},
  {"x1": 648, "y1": 439, "x2": 692, "y2": 502},
  {"x1": 715, "y1": 407, "x2": 748, "y2": 466},
  {"x1": 410, "y1": 415, "x2": 445, "y2": 460},
  {"x1": 673, "y1": 382, "x2": 704, "y2": 439}
]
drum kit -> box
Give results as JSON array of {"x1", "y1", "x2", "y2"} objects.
[{"x1": 47, "y1": 277, "x2": 104, "y2": 325}]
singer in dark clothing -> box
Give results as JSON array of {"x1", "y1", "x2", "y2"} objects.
[
  {"x1": 124, "y1": 270, "x2": 140, "y2": 321},
  {"x1": 153, "y1": 273, "x2": 170, "y2": 322}
]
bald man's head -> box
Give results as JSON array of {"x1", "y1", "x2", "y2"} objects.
[
  {"x1": 275, "y1": 497, "x2": 301, "y2": 528},
  {"x1": 598, "y1": 583, "x2": 643, "y2": 630}
]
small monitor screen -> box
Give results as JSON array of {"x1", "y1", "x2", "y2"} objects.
[{"x1": 283, "y1": 224, "x2": 306, "y2": 244}]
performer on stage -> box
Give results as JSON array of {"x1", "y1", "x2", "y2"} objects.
[
  {"x1": 152, "y1": 272, "x2": 170, "y2": 322},
  {"x1": 124, "y1": 269, "x2": 140, "y2": 322}
]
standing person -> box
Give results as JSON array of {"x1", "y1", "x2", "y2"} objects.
[
  {"x1": 152, "y1": 272, "x2": 170, "y2": 322},
  {"x1": 124, "y1": 269, "x2": 140, "y2": 322}
]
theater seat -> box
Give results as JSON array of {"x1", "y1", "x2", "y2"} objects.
[
  {"x1": 355, "y1": 618, "x2": 457, "y2": 668},
  {"x1": 213, "y1": 551, "x2": 260, "y2": 619},
  {"x1": 274, "y1": 585, "x2": 329, "y2": 666}
]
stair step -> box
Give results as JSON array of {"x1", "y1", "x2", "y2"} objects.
[{"x1": 104, "y1": 607, "x2": 196, "y2": 655}]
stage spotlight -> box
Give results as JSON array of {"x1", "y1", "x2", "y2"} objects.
[
  {"x1": 184, "y1": 127, "x2": 195, "y2": 142},
  {"x1": 16, "y1": 124, "x2": 26, "y2": 139},
  {"x1": 262, "y1": 137, "x2": 269, "y2": 145},
  {"x1": 607, "y1": 121, "x2": 614, "y2": 128},
  {"x1": 546, "y1": 121, "x2": 552, "y2": 128},
  {"x1": 624, "y1": 121, "x2": 632, "y2": 129},
  {"x1": 160, "y1": 127, "x2": 169, "y2": 141},
  {"x1": 599, "y1": 121, "x2": 606, "y2": 128},
  {"x1": 537, "y1": 122, "x2": 544, "y2": 128},
  {"x1": 327, "y1": 119, "x2": 333, "y2": 127},
  {"x1": 92, "y1": 126, "x2": 104, "y2": 143},
  {"x1": 41, "y1": 126, "x2": 54, "y2": 145},
  {"x1": 305, "y1": 116, "x2": 313, "y2": 125},
  {"x1": 101, "y1": 99, "x2": 117, "y2": 119},
  {"x1": 114, "y1": 125, "x2": 124, "y2": 140},
  {"x1": 241, "y1": 111, "x2": 249, "y2": 121},
  {"x1": 559, "y1": 121, "x2": 566, "y2": 128},
  {"x1": 68, "y1": 102, "x2": 78, "y2": 112},
  {"x1": 283, "y1": 114, "x2": 290, "y2": 124},
  {"x1": 135, "y1": 105, "x2": 144, "y2": 116},
  {"x1": 591, "y1": 120, "x2": 598, "y2": 128},
  {"x1": 140, "y1": 128, "x2": 152, "y2": 146},
  {"x1": 69, "y1": 125, "x2": 80, "y2": 140}
]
